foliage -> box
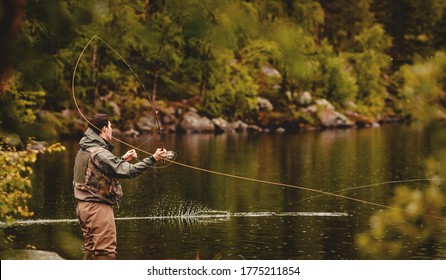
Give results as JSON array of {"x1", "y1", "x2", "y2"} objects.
[
  {"x1": 356, "y1": 175, "x2": 444, "y2": 259},
  {"x1": 0, "y1": 75, "x2": 46, "y2": 134},
  {"x1": 394, "y1": 51, "x2": 446, "y2": 122},
  {"x1": 0, "y1": 142, "x2": 65, "y2": 226},
  {"x1": 291, "y1": 0, "x2": 325, "y2": 36},
  {"x1": 202, "y1": 51, "x2": 258, "y2": 121},
  {"x1": 257, "y1": 17, "x2": 315, "y2": 99},
  {"x1": 239, "y1": 40, "x2": 283, "y2": 98},
  {"x1": 1, "y1": 0, "x2": 446, "y2": 135},
  {"x1": 318, "y1": 0, "x2": 374, "y2": 51},
  {"x1": 313, "y1": 41, "x2": 358, "y2": 107},
  {"x1": 372, "y1": 0, "x2": 446, "y2": 66},
  {"x1": 348, "y1": 24, "x2": 392, "y2": 116}
]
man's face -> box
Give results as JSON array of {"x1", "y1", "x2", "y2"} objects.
[{"x1": 102, "y1": 121, "x2": 112, "y2": 141}]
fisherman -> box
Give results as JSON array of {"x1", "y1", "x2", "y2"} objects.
[{"x1": 73, "y1": 113, "x2": 166, "y2": 260}]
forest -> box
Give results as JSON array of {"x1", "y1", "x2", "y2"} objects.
[{"x1": 0, "y1": 0, "x2": 445, "y2": 142}]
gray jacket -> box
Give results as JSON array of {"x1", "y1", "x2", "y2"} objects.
[{"x1": 73, "y1": 128, "x2": 155, "y2": 205}]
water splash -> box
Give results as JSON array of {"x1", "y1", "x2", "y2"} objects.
[
  {"x1": 0, "y1": 211, "x2": 348, "y2": 228},
  {"x1": 147, "y1": 197, "x2": 229, "y2": 217}
]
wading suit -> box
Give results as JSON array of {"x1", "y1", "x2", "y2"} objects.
[{"x1": 73, "y1": 128, "x2": 156, "y2": 259}]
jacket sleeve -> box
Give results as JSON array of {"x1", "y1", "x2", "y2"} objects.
[{"x1": 94, "y1": 150, "x2": 156, "y2": 179}]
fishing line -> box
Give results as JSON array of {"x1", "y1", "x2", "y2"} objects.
[
  {"x1": 72, "y1": 35, "x2": 446, "y2": 221},
  {"x1": 135, "y1": 130, "x2": 160, "y2": 149},
  {"x1": 290, "y1": 178, "x2": 443, "y2": 205}
]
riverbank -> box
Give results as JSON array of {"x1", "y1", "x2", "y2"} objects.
[{"x1": 33, "y1": 97, "x2": 403, "y2": 140}]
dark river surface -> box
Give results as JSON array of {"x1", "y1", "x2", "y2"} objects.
[{"x1": 3, "y1": 124, "x2": 446, "y2": 260}]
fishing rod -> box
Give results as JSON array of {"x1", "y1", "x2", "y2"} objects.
[
  {"x1": 72, "y1": 35, "x2": 176, "y2": 167},
  {"x1": 72, "y1": 35, "x2": 446, "y2": 222}
]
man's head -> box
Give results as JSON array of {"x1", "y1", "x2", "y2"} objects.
[{"x1": 88, "y1": 113, "x2": 112, "y2": 141}]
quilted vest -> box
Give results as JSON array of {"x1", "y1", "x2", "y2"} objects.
[{"x1": 74, "y1": 147, "x2": 123, "y2": 202}]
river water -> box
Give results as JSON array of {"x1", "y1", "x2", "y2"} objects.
[{"x1": 2, "y1": 124, "x2": 446, "y2": 259}]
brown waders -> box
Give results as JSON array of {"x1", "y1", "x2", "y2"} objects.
[{"x1": 76, "y1": 201, "x2": 117, "y2": 260}]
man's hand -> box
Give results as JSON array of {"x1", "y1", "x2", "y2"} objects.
[
  {"x1": 153, "y1": 148, "x2": 167, "y2": 161},
  {"x1": 122, "y1": 149, "x2": 137, "y2": 161}
]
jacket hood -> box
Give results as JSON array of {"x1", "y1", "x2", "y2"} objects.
[{"x1": 79, "y1": 127, "x2": 114, "y2": 151}]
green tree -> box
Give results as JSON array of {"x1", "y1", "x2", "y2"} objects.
[
  {"x1": 176, "y1": 0, "x2": 259, "y2": 105},
  {"x1": 356, "y1": 160, "x2": 445, "y2": 259},
  {"x1": 318, "y1": 0, "x2": 374, "y2": 51},
  {"x1": 203, "y1": 50, "x2": 258, "y2": 121},
  {"x1": 394, "y1": 51, "x2": 446, "y2": 122},
  {"x1": 372, "y1": 0, "x2": 446, "y2": 67},
  {"x1": 349, "y1": 24, "x2": 392, "y2": 116},
  {"x1": 0, "y1": 143, "x2": 64, "y2": 225},
  {"x1": 249, "y1": 1, "x2": 325, "y2": 109},
  {"x1": 16, "y1": 0, "x2": 95, "y2": 111},
  {"x1": 291, "y1": 0, "x2": 325, "y2": 42},
  {"x1": 313, "y1": 40, "x2": 358, "y2": 107}
]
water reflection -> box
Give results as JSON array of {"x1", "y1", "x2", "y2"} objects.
[{"x1": 3, "y1": 124, "x2": 446, "y2": 259}]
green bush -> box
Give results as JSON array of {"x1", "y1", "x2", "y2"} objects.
[
  {"x1": 356, "y1": 165, "x2": 445, "y2": 259},
  {"x1": 0, "y1": 143, "x2": 65, "y2": 226},
  {"x1": 313, "y1": 41, "x2": 358, "y2": 107},
  {"x1": 395, "y1": 51, "x2": 446, "y2": 122},
  {"x1": 203, "y1": 51, "x2": 258, "y2": 121}
]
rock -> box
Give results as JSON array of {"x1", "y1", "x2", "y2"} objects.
[
  {"x1": 60, "y1": 109, "x2": 85, "y2": 136},
  {"x1": 26, "y1": 140, "x2": 49, "y2": 152},
  {"x1": 0, "y1": 249, "x2": 64, "y2": 260},
  {"x1": 345, "y1": 101, "x2": 358, "y2": 110},
  {"x1": 318, "y1": 108, "x2": 354, "y2": 128},
  {"x1": 233, "y1": 120, "x2": 248, "y2": 132},
  {"x1": 247, "y1": 124, "x2": 262, "y2": 133},
  {"x1": 313, "y1": 98, "x2": 354, "y2": 128},
  {"x1": 261, "y1": 65, "x2": 281, "y2": 78},
  {"x1": 0, "y1": 133, "x2": 23, "y2": 149},
  {"x1": 188, "y1": 107, "x2": 198, "y2": 113},
  {"x1": 303, "y1": 105, "x2": 318, "y2": 114},
  {"x1": 161, "y1": 105, "x2": 176, "y2": 117},
  {"x1": 159, "y1": 106, "x2": 177, "y2": 125},
  {"x1": 344, "y1": 110, "x2": 376, "y2": 128},
  {"x1": 315, "y1": 98, "x2": 335, "y2": 111},
  {"x1": 257, "y1": 97, "x2": 274, "y2": 111},
  {"x1": 136, "y1": 115, "x2": 157, "y2": 132},
  {"x1": 162, "y1": 114, "x2": 176, "y2": 125},
  {"x1": 108, "y1": 101, "x2": 121, "y2": 117},
  {"x1": 296, "y1": 91, "x2": 312, "y2": 105},
  {"x1": 179, "y1": 111, "x2": 215, "y2": 133},
  {"x1": 212, "y1": 118, "x2": 236, "y2": 133},
  {"x1": 123, "y1": 128, "x2": 140, "y2": 137}
]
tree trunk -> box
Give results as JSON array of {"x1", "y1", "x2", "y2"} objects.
[
  {"x1": 145, "y1": 0, "x2": 150, "y2": 21},
  {"x1": 0, "y1": 0, "x2": 25, "y2": 90},
  {"x1": 152, "y1": 64, "x2": 159, "y2": 102},
  {"x1": 92, "y1": 45, "x2": 98, "y2": 104},
  {"x1": 280, "y1": 66, "x2": 288, "y2": 96},
  {"x1": 199, "y1": 49, "x2": 209, "y2": 105},
  {"x1": 199, "y1": 70, "x2": 206, "y2": 105}
]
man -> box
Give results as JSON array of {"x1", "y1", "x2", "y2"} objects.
[{"x1": 73, "y1": 113, "x2": 166, "y2": 260}]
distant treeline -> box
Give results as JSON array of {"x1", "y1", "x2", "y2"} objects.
[{"x1": 1, "y1": 0, "x2": 446, "y2": 139}]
